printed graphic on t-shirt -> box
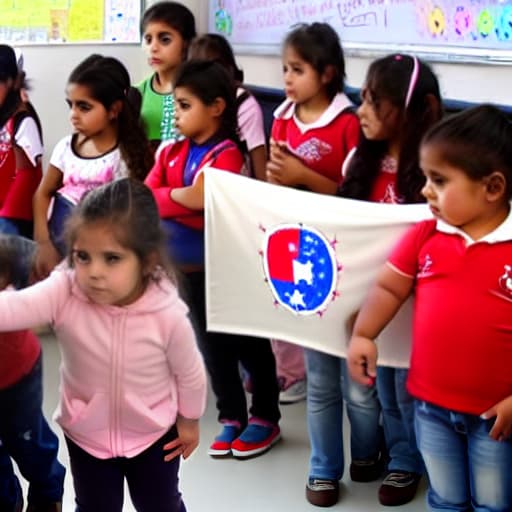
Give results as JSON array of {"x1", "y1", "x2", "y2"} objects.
[
  {"x1": 293, "y1": 138, "x2": 331, "y2": 164},
  {"x1": 0, "y1": 125, "x2": 11, "y2": 167}
]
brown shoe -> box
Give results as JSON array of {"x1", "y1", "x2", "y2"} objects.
[
  {"x1": 26, "y1": 503, "x2": 62, "y2": 512},
  {"x1": 305, "y1": 478, "x2": 339, "y2": 507},
  {"x1": 378, "y1": 471, "x2": 421, "y2": 506}
]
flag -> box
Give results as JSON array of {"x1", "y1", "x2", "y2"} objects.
[{"x1": 205, "y1": 170, "x2": 432, "y2": 368}]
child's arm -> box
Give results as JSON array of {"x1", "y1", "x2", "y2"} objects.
[
  {"x1": 248, "y1": 145, "x2": 267, "y2": 181},
  {"x1": 266, "y1": 140, "x2": 337, "y2": 194},
  {"x1": 33, "y1": 165, "x2": 64, "y2": 279},
  {"x1": 164, "y1": 313, "x2": 207, "y2": 461},
  {"x1": 347, "y1": 263, "x2": 414, "y2": 386},
  {"x1": 170, "y1": 173, "x2": 204, "y2": 210},
  {"x1": 481, "y1": 395, "x2": 512, "y2": 441}
]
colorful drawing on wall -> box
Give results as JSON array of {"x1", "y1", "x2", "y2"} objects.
[
  {"x1": 208, "y1": 0, "x2": 512, "y2": 61},
  {"x1": 0, "y1": 0, "x2": 140, "y2": 44}
]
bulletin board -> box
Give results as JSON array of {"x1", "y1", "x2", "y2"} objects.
[
  {"x1": 0, "y1": 0, "x2": 142, "y2": 44},
  {"x1": 209, "y1": 0, "x2": 512, "y2": 64}
]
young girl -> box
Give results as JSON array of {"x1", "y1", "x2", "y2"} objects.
[
  {"x1": 265, "y1": 22, "x2": 373, "y2": 506},
  {"x1": 188, "y1": 33, "x2": 267, "y2": 180},
  {"x1": 0, "y1": 178, "x2": 207, "y2": 512},
  {"x1": 347, "y1": 104, "x2": 512, "y2": 511},
  {"x1": 0, "y1": 234, "x2": 65, "y2": 512},
  {"x1": 145, "y1": 59, "x2": 281, "y2": 459},
  {"x1": 0, "y1": 45, "x2": 43, "y2": 238},
  {"x1": 33, "y1": 54, "x2": 152, "y2": 280},
  {"x1": 338, "y1": 54, "x2": 442, "y2": 506},
  {"x1": 137, "y1": 1, "x2": 196, "y2": 152}
]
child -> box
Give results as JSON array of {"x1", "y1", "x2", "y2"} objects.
[
  {"x1": 137, "y1": 1, "x2": 196, "y2": 152},
  {"x1": 338, "y1": 54, "x2": 442, "y2": 506},
  {"x1": 188, "y1": 33, "x2": 267, "y2": 180},
  {"x1": 265, "y1": 22, "x2": 369, "y2": 506},
  {"x1": 145, "y1": 59, "x2": 281, "y2": 459},
  {"x1": 0, "y1": 45, "x2": 43, "y2": 238},
  {"x1": 33, "y1": 54, "x2": 152, "y2": 280},
  {"x1": 0, "y1": 234, "x2": 65, "y2": 512},
  {"x1": 348, "y1": 104, "x2": 512, "y2": 511},
  {"x1": 0, "y1": 178, "x2": 207, "y2": 512}
]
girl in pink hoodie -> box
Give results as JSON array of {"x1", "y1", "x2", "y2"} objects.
[{"x1": 0, "y1": 178, "x2": 207, "y2": 512}]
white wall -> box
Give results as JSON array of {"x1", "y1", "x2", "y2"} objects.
[{"x1": 20, "y1": 1, "x2": 512, "y2": 170}]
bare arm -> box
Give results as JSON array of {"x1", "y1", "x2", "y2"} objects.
[
  {"x1": 266, "y1": 140, "x2": 337, "y2": 194},
  {"x1": 32, "y1": 165, "x2": 63, "y2": 279},
  {"x1": 170, "y1": 172, "x2": 204, "y2": 211},
  {"x1": 347, "y1": 264, "x2": 414, "y2": 385},
  {"x1": 248, "y1": 144, "x2": 268, "y2": 181}
]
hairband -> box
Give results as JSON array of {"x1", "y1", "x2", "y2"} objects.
[{"x1": 404, "y1": 55, "x2": 419, "y2": 108}]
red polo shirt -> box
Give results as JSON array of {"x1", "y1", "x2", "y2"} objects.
[{"x1": 388, "y1": 216, "x2": 512, "y2": 415}]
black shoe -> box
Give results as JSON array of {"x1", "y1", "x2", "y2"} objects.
[
  {"x1": 350, "y1": 452, "x2": 386, "y2": 482},
  {"x1": 378, "y1": 471, "x2": 422, "y2": 506},
  {"x1": 305, "y1": 478, "x2": 339, "y2": 507}
]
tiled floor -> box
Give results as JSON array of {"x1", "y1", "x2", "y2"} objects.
[{"x1": 19, "y1": 334, "x2": 428, "y2": 511}]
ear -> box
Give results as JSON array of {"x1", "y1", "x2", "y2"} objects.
[
  {"x1": 484, "y1": 171, "x2": 507, "y2": 201},
  {"x1": 142, "y1": 250, "x2": 160, "y2": 277},
  {"x1": 209, "y1": 97, "x2": 226, "y2": 118},
  {"x1": 108, "y1": 99, "x2": 123, "y2": 121},
  {"x1": 321, "y1": 65, "x2": 335, "y2": 86}
]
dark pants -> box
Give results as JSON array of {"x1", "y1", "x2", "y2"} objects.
[
  {"x1": 0, "y1": 217, "x2": 33, "y2": 238},
  {"x1": 0, "y1": 355, "x2": 65, "y2": 510},
  {"x1": 181, "y1": 271, "x2": 280, "y2": 427},
  {"x1": 66, "y1": 426, "x2": 185, "y2": 512}
]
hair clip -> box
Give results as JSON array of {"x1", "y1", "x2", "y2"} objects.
[
  {"x1": 394, "y1": 54, "x2": 403, "y2": 61},
  {"x1": 405, "y1": 56, "x2": 419, "y2": 108}
]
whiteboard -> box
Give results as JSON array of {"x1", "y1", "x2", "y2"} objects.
[
  {"x1": 208, "y1": 0, "x2": 512, "y2": 64},
  {"x1": 0, "y1": 0, "x2": 141, "y2": 45}
]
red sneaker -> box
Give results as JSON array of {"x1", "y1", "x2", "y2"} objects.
[{"x1": 208, "y1": 422, "x2": 241, "y2": 456}]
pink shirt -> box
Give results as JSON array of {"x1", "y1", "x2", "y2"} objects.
[
  {"x1": 388, "y1": 216, "x2": 512, "y2": 414},
  {"x1": 0, "y1": 269, "x2": 207, "y2": 459}
]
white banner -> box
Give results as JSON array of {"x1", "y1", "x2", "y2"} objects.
[{"x1": 205, "y1": 170, "x2": 432, "y2": 368}]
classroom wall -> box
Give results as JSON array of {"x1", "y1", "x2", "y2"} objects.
[{"x1": 20, "y1": 0, "x2": 512, "y2": 171}]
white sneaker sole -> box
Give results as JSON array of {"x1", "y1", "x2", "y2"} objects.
[{"x1": 231, "y1": 433, "x2": 281, "y2": 458}]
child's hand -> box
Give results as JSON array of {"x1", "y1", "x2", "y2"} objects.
[
  {"x1": 163, "y1": 416, "x2": 200, "y2": 462},
  {"x1": 346, "y1": 335, "x2": 377, "y2": 387},
  {"x1": 34, "y1": 240, "x2": 61, "y2": 280},
  {"x1": 481, "y1": 395, "x2": 512, "y2": 441},
  {"x1": 266, "y1": 141, "x2": 305, "y2": 187}
]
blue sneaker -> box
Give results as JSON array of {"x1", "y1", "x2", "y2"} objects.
[
  {"x1": 208, "y1": 422, "x2": 241, "y2": 456},
  {"x1": 231, "y1": 418, "x2": 281, "y2": 458}
]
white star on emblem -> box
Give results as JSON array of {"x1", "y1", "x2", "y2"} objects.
[{"x1": 289, "y1": 289, "x2": 306, "y2": 308}]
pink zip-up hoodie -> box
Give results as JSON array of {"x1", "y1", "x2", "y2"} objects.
[{"x1": 0, "y1": 268, "x2": 207, "y2": 459}]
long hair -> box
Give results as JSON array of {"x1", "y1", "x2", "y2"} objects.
[
  {"x1": 68, "y1": 54, "x2": 153, "y2": 181},
  {"x1": 339, "y1": 54, "x2": 442, "y2": 203}
]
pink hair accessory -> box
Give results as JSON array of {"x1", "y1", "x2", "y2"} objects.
[
  {"x1": 405, "y1": 56, "x2": 419, "y2": 108},
  {"x1": 394, "y1": 54, "x2": 403, "y2": 60}
]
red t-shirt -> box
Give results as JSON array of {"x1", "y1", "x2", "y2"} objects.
[
  {"x1": 388, "y1": 218, "x2": 512, "y2": 414},
  {"x1": 368, "y1": 155, "x2": 400, "y2": 203},
  {"x1": 0, "y1": 329, "x2": 40, "y2": 389},
  {"x1": 271, "y1": 94, "x2": 359, "y2": 186}
]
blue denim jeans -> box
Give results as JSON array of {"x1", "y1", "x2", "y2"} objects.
[
  {"x1": 377, "y1": 367, "x2": 423, "y2": 474},
  {"x1": 305, "y1": 349, "x2": 381, "y2": 481},
  {"x1": 415, "y1": 400, "x2": 512, "y2": 511},
  {"x1": 48, "y1": 193, "x2": 75, "y2": 257},
  {"x1": 0, "y1": 355, "x2": 65, "y2": 509}
]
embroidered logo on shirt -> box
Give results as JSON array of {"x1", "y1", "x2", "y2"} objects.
[
  {"x1": 294, "y1": 138, "x2": 332, "y2": 163},
  {"x1": 0, "y1": 125, "x2": 12, "y2": 167},
  {"x1": 498, "y1": 264, "x2": 512, "y2": 297},
  {"x1": 417, "y1": 253, "x2": 433, "y2": 278}
]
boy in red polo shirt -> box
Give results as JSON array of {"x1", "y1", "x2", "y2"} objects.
[{"x1": 347, "y1": 104, "x2": 512, "y2": 511}]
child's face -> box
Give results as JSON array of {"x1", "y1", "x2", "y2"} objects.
[
  {"x1": 174, "y1": 86, "x2": 221, "y2": 144},
  {"x1": 142, "y1": 21, "x2": 186, "y2": 75},
  {"x1": 357, "y1": 88, "x2": 400, "y2": 142},
  {"x1": 420, "y1": 144, "x2": 492, "y2": 235},
  {"x1": 72, "y1": 222, "x2": 145, "y2": 307},
  {"x1": 66, "y1": 83, "x2": 114, "y2": 138},
  {"x1": 282, "y1": 46, "x2": 327, "y2": 105}
]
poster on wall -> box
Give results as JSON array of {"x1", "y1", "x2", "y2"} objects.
[
  {"x1": 0, "y1": 0, "x2": 141, "y2": 44},
  {"x1": 209, "y1": 0, "x2": 512, "y2": 63}
]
